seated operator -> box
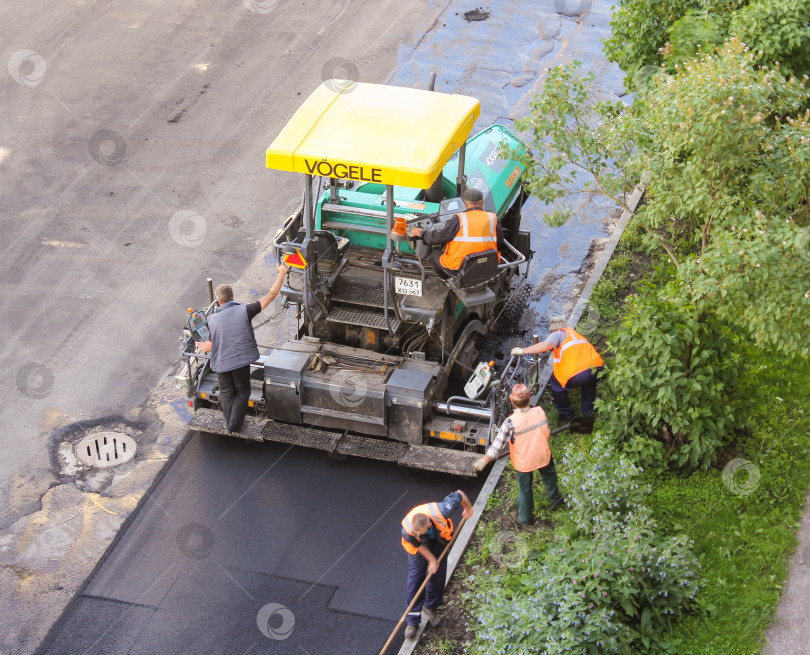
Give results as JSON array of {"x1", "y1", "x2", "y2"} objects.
[{"x1": 408, "y1": 187, "x2": 502, "y2": 280}]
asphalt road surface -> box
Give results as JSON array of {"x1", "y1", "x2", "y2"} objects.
[
  {"x1": 1, "y1": 0, "x2": 625, "y2": 653},
  {"x1": 0, "y1": 0, "x2": 437, "y2": 651},
  {"x1": 36, "y1": 435, "x2": 480, "y2": 655}
]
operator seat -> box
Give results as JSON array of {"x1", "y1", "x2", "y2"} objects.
[{"x1": 447, "y1": 249, "x2": 499, "y2": 307}]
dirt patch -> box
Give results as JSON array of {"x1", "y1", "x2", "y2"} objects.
[{"x1": 462, "y1": 8, "x2": 490, "y2": 22}]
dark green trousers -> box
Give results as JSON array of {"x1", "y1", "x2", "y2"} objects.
[{"x1": 516, "y1": 456, "x2": 563, "y2": 524}]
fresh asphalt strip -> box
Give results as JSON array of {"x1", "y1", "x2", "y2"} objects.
[{"x1": 35, "y1": 432, "x2": 481, "y2": 655}]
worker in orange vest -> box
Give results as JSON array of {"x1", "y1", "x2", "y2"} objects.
[
  {"x1": 408, "y1": 187, "x2": 501, "y2": 279},
  {"x1": 400, "y1": 490, "x2": 474, "y2": 640},
  {"x1": 511, "y1": 315, "x2": 604, "y2": 428},
  {"x1": 472, "y1": 384, "x2": 564, "y2": 525}
]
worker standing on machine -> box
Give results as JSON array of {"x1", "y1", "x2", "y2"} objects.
[
  {"x1": 472, "y1": 383, "x2": 564, "y2": 525},
  {"x1": 407, "y1": 187, "x2": 502, "y2": 279},
  {"x1": 400, "y1": 490, "x2": 474, "y2": 640},
  {"x1": 512, "y1": 316, "x2": 604, "y2": 430},
  {"x1": 196, "y1": 262, "x2": 289, "y2": 433}
]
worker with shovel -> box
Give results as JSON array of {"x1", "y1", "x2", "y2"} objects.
[
  {"x1": 473, "y1": 383, "x2": 564, "y2": 525},
  {"x1": 400, "y1": 490, "x2": 474, "y2": 640},
  {"x1": 512, "y1": 315, "x2": 604, "y2": 431}
]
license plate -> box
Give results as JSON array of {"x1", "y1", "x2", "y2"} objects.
[{"x1": 395, "y1": 276, "x2": 422, "y2": 296}]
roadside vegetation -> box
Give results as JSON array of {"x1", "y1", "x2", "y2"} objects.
[
  {"x1": 418, "y1": 0, "x2": 810, "y2": 650},
  {"x1": 418, "y1": 225, "x2": 810, "y2": 655}
]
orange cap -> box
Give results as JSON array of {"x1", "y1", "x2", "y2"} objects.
[{"x1": 187, "y1": 307, "x2": 193, "y2": 313}]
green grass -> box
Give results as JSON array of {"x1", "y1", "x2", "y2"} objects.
[{"x1": 653, "y1": 350, "x2": 810, "y2": 653}]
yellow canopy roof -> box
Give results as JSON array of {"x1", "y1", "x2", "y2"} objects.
[{"x1": 266, "y1": 81, "x2": 481, "y2": 189}]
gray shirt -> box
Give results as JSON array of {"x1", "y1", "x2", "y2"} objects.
[{"x1": 207, "y1": 301, "x2": 261, "y2": 373}]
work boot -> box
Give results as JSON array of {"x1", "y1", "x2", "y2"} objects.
[
  {"x1": 570, "y1": 416, "x2": 594, "y2": 434},
  {"x1": 423, "y1": 607, "x2": 442, "y2": 628},
  {"x1": 509, "y1": 509, "x2": 534, "y2": 527},
  {"x1": 549, "y1": 496, "x2": 566, "y2": 512},
  {"x1": 404, "y1": 624, "x2": 418, "y2": 640}
]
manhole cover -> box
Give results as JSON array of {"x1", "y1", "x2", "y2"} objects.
[{"x1": 75, "y1": 432, "x2": 137, "y2": 468}]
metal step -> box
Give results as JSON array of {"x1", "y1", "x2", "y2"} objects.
[
  {"x1": 301, "y1": 404, "x2": 386, "y2": 426},
  {"x1": 188, "y1": 408, "x2": 479, "y2": 476},
  {"x1": 330, "y1": 280, "x2": 386, "y2": 308},
  {"x1": 326, "y1": 307, "x2": 400, "y2": 332}
]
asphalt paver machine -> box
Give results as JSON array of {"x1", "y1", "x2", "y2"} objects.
[{"x1": 179, "y1": 80, "x2": 533, "y2": 476}]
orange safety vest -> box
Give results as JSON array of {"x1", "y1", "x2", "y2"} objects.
[
  {"x1": 440, "y1": 209, "x2": 500, "y2": 270},
  {"x1": 400, "y1": 502, "x2": 454, "y2": 555},
  {"x1": 508, "y1": 406, "x2": 551, "y2": 472},
  {"x1": 552, "y1": 328, "x2": 604, "y2": 388}
]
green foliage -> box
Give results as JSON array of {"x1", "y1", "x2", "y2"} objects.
[
  {"x1": 468, "y1": 436, "x2": 702, "y2": 654},
  {"x1": 518, "y1": 44, "x2": 810, "y2": 467},
  {"x1": 681, "y1": 212, "x2": 810, "y2": 357},
  {"x1": 730, "y1": 0, "x2": 810, "y2": 75},
  {"x1": 665, "y1": 11, "x2": 724, "y2": 68},
  {"x1": 605, "y1": 0, "x2": 810, "y2": 88},
  {"x1": 603, "y1": 0, "x2": 701, "y2": 91},
  {"x1": 651, "y1": 346, "x2": 810, "y2": 652},
  {"x1": 508, "y1": 64, "x2": 631, "y2": 226},
  {"x1": 599, "y1": 282, "x2": 743, "y2": 471},
  {"x1": 628, "y1": 40, "x2": 810, "y2": 253},
  {"x1": 562, "y1": 434, "x2": 650, "y2": 528}
]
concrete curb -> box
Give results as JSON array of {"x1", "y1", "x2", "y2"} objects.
[{"x1": 395, "y1": 183, "x2": 644, "y2": 654}]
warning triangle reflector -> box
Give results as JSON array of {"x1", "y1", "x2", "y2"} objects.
[{"x1": 283, "y1": 248, "x2": 307, "y2": 269}]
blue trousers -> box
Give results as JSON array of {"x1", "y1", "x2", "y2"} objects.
[
  {"x1": 550, "y1": 367, "x2": 601, "y2": 422},
  {"x1": 405, "y1": 540, "x2": 448, "y2": 626}
]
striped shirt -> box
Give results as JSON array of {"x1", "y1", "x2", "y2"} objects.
[{"x1": 486, "y1": 407, "x2": 534, "y2": 459}]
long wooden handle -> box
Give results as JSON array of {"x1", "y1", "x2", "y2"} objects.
[{"x1": 378, "y1": 517, "x2": 469, "y2": 655}]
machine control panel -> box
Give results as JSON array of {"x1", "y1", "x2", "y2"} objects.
[
  {"x1": 187, "y1": 310, "x2": 210, "y2": 343},
  {"x1": 464, "y1": 361, "x2": 494, "y2": 399},
  {"x1": 406, "y1": 196, "x2": 466, "y2": 232}
]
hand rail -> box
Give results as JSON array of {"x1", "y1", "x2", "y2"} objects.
[{"x1": 497, "y1": 238, "x2": 526, "y2": 270}]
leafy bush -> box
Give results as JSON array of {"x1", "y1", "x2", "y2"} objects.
[
  {"x1": 598, "y1": 282, "x2": 743, "y2": 472},
  {"x1": 605, "y1": 0, "x2": 810, "y2": 90},
  {"x1": 562, "y1": 435, "x2": 649, "y2": 529},
  {"x1": 468, "y1": 436, "x2": 702, "y2": 654}
]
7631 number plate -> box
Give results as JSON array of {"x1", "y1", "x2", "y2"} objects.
[{"x1": 394, "y1": 276, "x2": 422, "y2": 297}]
